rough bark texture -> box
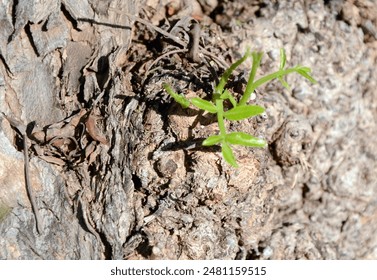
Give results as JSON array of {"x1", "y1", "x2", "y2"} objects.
[
  {"x1": 0, "y1": 0, "x2": 138, "y2": 259},
  {"x1": 1, "y1": 0, "x2": 377, "y2": 260}
]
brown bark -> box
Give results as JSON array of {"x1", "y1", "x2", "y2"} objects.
[
  {"x1": 1, "y1": 0, "x2": 377, "y2": 260},
  {"x1": 0, "y1": 0, "x2": 138, "y2": 259}
]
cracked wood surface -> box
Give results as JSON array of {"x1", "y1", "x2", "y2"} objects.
[
  {"x1": 1, "y1": 0, "x2": 377, "y2": 260},
  {"x1": 0, "y1": 0, "x2": 138, "y2": 259}
]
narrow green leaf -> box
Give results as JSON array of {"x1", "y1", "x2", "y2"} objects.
[
  {"x1": 225, "y1": 132, "x2": 267, "y2": 147},
  {"x1": 215, "y1": 49, "x2": 251, "y2": 94},
  {"x1": 163, "y1": 83, "x2": 190, "y2": 108},
  {"x1": 279, "y1": 48, "x2": 286, "y2": 70},
  {"x1": 278, "y1": 76, "x2": 290, "y2": 89},
  {"x1": 296, "y1": 66, "x2": 311, "y2": 72},
  {"x1": 222, "y1": 142, "x2": 238, "y2": 167},
  {"x1": 190, "y1": 97, "x2": 217, "y2": 113},
  {"x1": 221, "y1": 89, "x2": 238, "y2": 108},
  {"x1": 239, "y1": 51, "x2": 263, "y2": 105},
  {"x1": 295, "y1": 66, "x2": 317, "y2": 84},
  {"x1": 202, "y1": 135, "x2": 223, "y2": 146},
  {"x1": 224, "y1": 105, "x2": 265, "y2": 121}
]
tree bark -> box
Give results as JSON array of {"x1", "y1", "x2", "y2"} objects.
[
  {"x1": 1, "y1": 0, "x2": 377, "y2": 260},
  {"x1": 0, "y1": 0, "x2": 138, "y2": 259}
]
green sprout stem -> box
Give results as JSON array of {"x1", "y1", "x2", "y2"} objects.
[
  {"x1": 216, "y1": 98, "x2": 227, "y2": 136},
  {"x1": 243, "y1": 52, "x2": 263, "y2": 102}
]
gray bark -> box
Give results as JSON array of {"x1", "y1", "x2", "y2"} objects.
[
  {"x1": 1, "y1": 0, "x2": 377, "y2": 260},
  {"x1": 0, "y1": 0, "x2": 138, "y2": 259}
]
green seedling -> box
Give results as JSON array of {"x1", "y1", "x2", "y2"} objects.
[{"x1": 163, "y1": 49, "x2": 316, "y2": 167}]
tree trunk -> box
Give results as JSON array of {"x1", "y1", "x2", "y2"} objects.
[
  {"x1": 1, "y1": 0, "x2": 377, "y2": 260},
  {"x1": 0, "y1": 0, "x2": 138, "y2": 259}
]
